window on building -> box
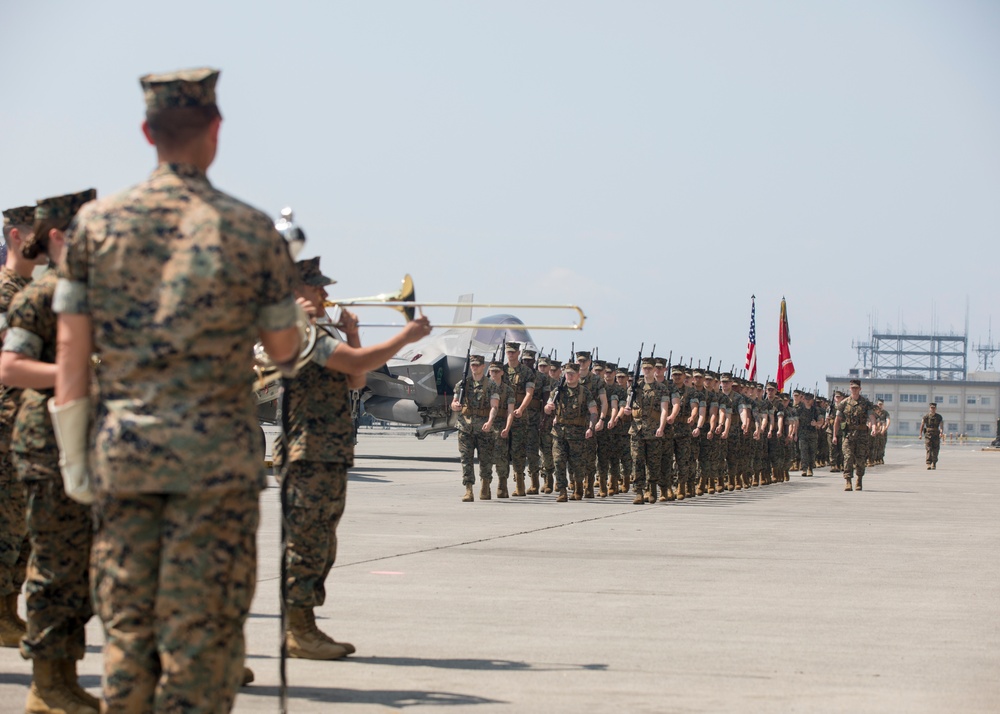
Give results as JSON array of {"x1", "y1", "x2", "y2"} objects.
[
  {"x1": 934, "y1": 396, "x2": 944, "y2": 404},
  {"x1": 981, "y1": 424, "x2": 992, "y2": 435},
  {"x1": 875, "y1": 393, "x2": 893, "y2": 403},
  {"x1": 967, "y1": 397, "x2": 977, "y2": 405},
  {"x1": 900, "y1": 394, "x2": 908, "y2": 403},
  {"x1": 981, "y1": 396, "x2": 992, "y2": 407},
  {"x1": 901, "y1": 394, "x2": 927, "y2": 404},
  {"x1": 947, "y1": 423, "x2": 959, "y2": 432},
  {"x1": 949, "y1": 395, "x2": 958, "y2": 404},
  {"x1": 964, "y1": 424, "x2": 974, "y2": 434}
]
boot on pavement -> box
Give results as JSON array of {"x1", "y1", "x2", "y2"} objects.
[
  {"x1": 286, "y1": 608, "x2": 352, "y2": 660},
  {"x1": 462, "y1": 484, "x2": 474, "y2": 502},
  {"x1": 25, "y1": 659, "x2": 97, "y2": 714}
]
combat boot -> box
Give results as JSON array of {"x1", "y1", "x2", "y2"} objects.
[
  {"x1": 632, "y1": 488, "x2": 645, "y2": 505},
  {"x1": 607, "y1": 478, "x2": 617, "y2": 496},
  {"x1": 646, "y1": 482, "x2": 658, "y2": 503},
  {"x1": 462, "y1": 485, "x2": 474, "y2": 502},
  {"x1": 584, "y1": 475, "x2": 595, "y2": 499},
  {"x1": 556, "y1": 487, "x2": 568, "y2": 503},
  {"x1": 6, "y1": 593, "x2": 25, "y2": 629},
  {"x1": 513, "y1": 474, "x2": 526, "y2": 497},
  {"x1": 856, "y1": 474, "x2": 863, "y2": 491},
  {"x1": 242, "y1": 666, "x2": 255, "y2": 686},
  {"x1": 675, "y1": 481, "x2": 685, "y2": 500},
  {"x1": 527, "y1": 474, "x2": 540, "y2": 495},
  {"x1": 479, "y1": 480, "x2": 491, "y2": 500},
  {"x1": 26, "y1": 659, "x2": 97, "y2": 714},
  {"x1": 60, "y1": 659, "x2": 101, "y2": 709},
  {"x1": 573, "y1": 479, "x2": 583, "y2": 500},
  {"x1": 497, "y1": 477, "x2": 509, "y2": 498},
  {"x1": 844, "y1": 477, "x2": 853, "y2": 492},
  {"x1": 543, "y1": 474, "x2": 554, "y2": 494},
  {"x1": 665, "y1": 486, "x2": 676, "y2": 501},
  {"x1": 0, "y1": 593, "x2": 25, "y2": 647},
  {"x1": 695, "y1": 479, "x2": 705, "y2": 496},
  {"x1": 286, "y1": 608, "x2": 351, "y2": 660}
]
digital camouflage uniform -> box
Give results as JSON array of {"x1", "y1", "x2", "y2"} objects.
[
  {"x1": 56, "y1": 147, "x2": 298, "y2": 710},
  {"x1": 666, "y1": 380, "x2": 698, "y2": 498},
  {"x1": 525, "y1": 363, "x2": 549, "y2": 493},
  {"x1": 628, "y1": 380, "x2": 669, "y2": 496},
  {"x1": 605, "y1": 378, "x2": 629, "y2": 493},
  {"x1": 612, "y1": 377, "x2": 634, "y2": 490},
  {"x1": 549, "y1": 381, "x2": 596, "y2": 494},
  {"x1": 0, "y1": 264, "x2": 31, "y2": 608},
  {"x1": 796, "y1": 402, "x2": 820, "y2": 473},
  {"x1": 453, "y1": 373, "x2": 498, "y2": 487},
  {"x1": 827, "y1": 399, "x2": 844, "y2": 471},
  {"x1": 538, "y1": 375, "x2": 556, "y2": 492},
  {"x1": 489, "y1": 379, "x2": 516, "y2": 483},
  {"x1": 717, "y1": 388, "x2": 737, "y2": 489},
  {"x1": 505, "y1": 361, "x2": 535, "y2": 491},
  {"x1": 595, "y1": 376, "x2": 620, "y2": 496},
  {"x1": 579, "y1": 371, "x2": 605, "y2": 497},
  {"x1": 874, "y1": 408, "x2": 889, "y2": 464},
  {"x1": 5, "y1": 268, "x2": 93, "y2": 664},
  {"x1": 274, "y1": 328, "x2": 354, "y2": 610},
  {"x1": 921, "y1": 411, "x2": 944, "y2": 466},
  {"x1": 836, "y1": 394, "x2": 875, "y2": 486}
]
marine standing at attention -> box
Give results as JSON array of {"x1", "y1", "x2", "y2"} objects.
[
  {"x1": 53, "y1": 68, "x2": 302, "y2": 713},
  {"x1": 0, "y1": 205, "x2": 37, "y2": 649},
  {"x1": 833, "y1": 379, "x2": 877, "y2": 492},
  {"x1": 451, "y1": 354, "x2": 499, "y2": 502}
]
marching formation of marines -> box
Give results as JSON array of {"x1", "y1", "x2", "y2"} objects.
[{"x1": 452, "y1": 347, "x2": 895, "y2": 502}]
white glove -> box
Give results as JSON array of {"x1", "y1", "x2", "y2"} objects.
[{"x1": 47, "y1": 397, "x2": 94, "y2": 505}]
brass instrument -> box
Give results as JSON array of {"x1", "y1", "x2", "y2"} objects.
[{"x1": 327, "y1": 274, "x2": 586, "y2": 331}]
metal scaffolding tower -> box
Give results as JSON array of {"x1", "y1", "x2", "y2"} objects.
[{"x1": 870, "y1": 333, "x2": 967, "y2": 380}]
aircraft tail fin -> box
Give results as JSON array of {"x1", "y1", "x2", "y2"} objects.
[{"x1": 453, "y1": 294, "x2": 473, "y2": 325}]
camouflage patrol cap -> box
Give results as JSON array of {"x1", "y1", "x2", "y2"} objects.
[
  {"x1": 641, "y1": 357, "x2": 655, "y2": 368},
  {"x1": 805, "y1": 392, "x2": 815, "y2": 400},
  {"x1": 652, "y1": 357, "x2": 667, "y2": 368},
  {"x1": 765, "y1": 381, "x2": 778, "y2": 390},
  {"x1": 693, "y1": 368, "x2": 705, "y2": 378},
  {"x1": 849, "y1": 379, "x2": 861, "y2": 387},
  {"x1": 469, "y1": 354, "x2": 485, "y2": 366},
  {"x1": 606, "y1": 363, "x2": 618, "y2": 371},
  {"x1": 521, "y1": 349, "x2": 537, "y2": 360},
  {"x1": 705, "y1": 371, "x2": 718, "y2": 381},
  {"x1": 536, "y1": 356, "x2": 549, "y2": 368},
  {"x1": 141, "y1": 67, "x2": 220, "y2": 113},
  {"x1": 593, "y1": 360, "x2": 606, "y2": 371},
  {"x1": 548, "y1": 359, "x2": 562, "y2": 369},
  {"x1": 296, "y1": 257, "x2": 336, "y2": 287},
  {"x1": 563, "y1": 362, "x2": 580, "y2": 373},
  {"x1": 575, "y1": 350, "x2": 592, "y2": 361},
  {"x1": 489, "y1": 359, "x2": 505, "y2": 371},
  {"x1": 505, "y1": 342, "x2": 521, "y2": 352},
  {"x1": 670, "y1": 365, "x2": 685, "y2": 376},
  {"x1": 792, "y1": 389, "x2": 803, "y2": 396},
  {"x1": 615, "y1": 367, "x2": 628, "y2": 376},
  {"x1": 34, "y1": 189, "x2": 96, "y2": 231},
  {"x1": 2, "y1": 205, "x2": 34, "y2": 227},
  {"x1": 720, "y1": 372, "x2": 733, "y2": 382}
]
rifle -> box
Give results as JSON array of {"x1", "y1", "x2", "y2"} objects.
[
  {"x1": 626, "y1": 343, "x2": 644, "y2": 408},
  {"x1": 650, "y1": 343, "x2": 656, "y2": 359},
  {"x1": 706, "y1": 357, "x2": 712, "y2": 372},
  {"x1": 454, "y1": 343, "x2": 472, "y2": 405}
]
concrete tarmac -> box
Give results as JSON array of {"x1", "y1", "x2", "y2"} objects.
[{"x1": 1, "y1": 435, "x2": 998, "y2": 713}]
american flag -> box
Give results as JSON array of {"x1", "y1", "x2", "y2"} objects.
[{"x1": 745, "y1": 296, "x2": 757, "y2": 381}]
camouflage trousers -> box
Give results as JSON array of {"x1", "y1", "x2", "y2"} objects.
[
  {"x1": 0, "y1": 451, "x2": 28, "y2": 597},
  {"x1": 509, "y1": 416, "x2": 536, "y2": 478},
  {"x1": 91, "y1": 485, "x2": 258, "y2": 714},
  {"x1": 725, "y1": 435, "x2": 742, "y2": 478},
  {"x1": 842, "y1": 430, "x2": 870, "y2": 478},
  {"x1": 817, "y1": 429, "x2": 830, "y2": 463},
  {"x1": 657, "y1": 425, "x2": 674, "y2": 486},
  {"x1": 523, "y1": 409, "x2": 542, "y2": 479},
  {"x1": 827, "y1": 431, "x2": 843, "y2": 469},
  {"x1": 697, "y1": 435, "x2": 723, "y2": 479},
  {"x1": 664, "y1": 431, "x2": 695, "y2": 491},
  {"x1": 16, "y1": 468, "x2": 93, "y2": 662},
  {"x1": 538, "y1": 419, "x2": 554, "y2": 480},
  {"x1": 925, "y1": 435, "x2": 940, "y2": 465},
  {"x1": 798, "y1": 431, "x2": 818, "y2": 471},
  {"x1": 596, "y1": 427, "x2": 620, "y2": 483},
  {"x1": 615, "y1": 424, "x2": 633, "y2": 478},
  {"x1": 767, "y1": 435, "x2": 783, "y2": 471},
  {"x1": 552, "y1": 425, "x2": 588, "y2": 490},
  {"x1": 490, "y1": 430, "x2": 510, "y2": 480},
  {"x1": 629, "y1": 434, "x2": 662, "y2": 490},
  {"x1": 281, "y1": 460, "x2": 347, "y2": 608},
  {"x1": 457, "y1": 427, "x2": 493, "y2": 485}
]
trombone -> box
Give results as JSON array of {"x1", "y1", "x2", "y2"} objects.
[{"x1": 325, "y1": 274, "x2": 586, "y2": 331}]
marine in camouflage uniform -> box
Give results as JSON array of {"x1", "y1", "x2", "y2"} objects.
[
  {"x1": 504, "y1": 342, "x2": 536, "y2": 497},
  {"x1": 919, "y1": 403, "x2": 943, "y2": 469},
  {"x1": 827, "y1": 392, "x2": 845, "y2": 472},
  {"x1": 521, "y1": 349, "x2": 548, "y2": 495},
  {"x1": 487, "y1": 360, "x2": 516, "y2": 495},
  {"x1": 544, "y1": 362, "x2": 597, "y2": 502},
  {"x1": 833, "y1": 379, "x2": 877, "y2": 491},
  {"x1": 623, "y1": 358, "x2": 669, "y2": 505},
  {"x1": 613, "y1": 366, "x2": 634, "y2": 492},
  {"x1": 538, "y1": 358, "x2": 559, "y2": 493},
  {"x1": 276, "y1": 256, "x2": 432, "y2": 660},
  {"x1": 0, "y1": 204, "x2": 35, "y2": 647},
  {"x1": 796, "y1": 393, "x2": 821, "y2": 476},
  {"x1": 650, "y1": 357, "x2": 675, "y2": 501},
  {"x1": 815, "y1": 397, "x2": 830, "y2": 466},
  {"x1": 763, "y1": 382, "x2": 784, "y2": 484},
  {"x1": 601, "y1": 363, "x2": 627, "y2": 496},
  {"x1": 3, "y1": 190, "x2": 98, "y2": 713},
  {"x1": 872, "y1": 400, "x2": 889, "y2": 465},
  {"x1": 575, "y1": 350, "x2": 607, "y2": 499},
  {"x1": 450, "y1": 354, "x2": 499, "y2": 501},
  {"x1": 54, "y1": 68, "x2": 300, "y2": 714},
  {"x1": 593, "y1": 361, "x2": 621, "y2": 497},
  {"x1": 666, "y1": 365, "x2": 700, "y2": 500}
]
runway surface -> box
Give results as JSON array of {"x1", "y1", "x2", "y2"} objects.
[{"x1": 1, "y1": 435, "x2": 997, "y2": 713}]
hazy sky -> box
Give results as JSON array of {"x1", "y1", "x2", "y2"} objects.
[{"x1": 2, "y1": 1, "x2": 998, "y2": 388}]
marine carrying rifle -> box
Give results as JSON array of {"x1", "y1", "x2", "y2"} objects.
[
  {"x1": 626, "y1": 343, "x2": 644, "y2": 408},
  {"x1": 454, "y1": 343, "x2": 472, "y2": 405}
]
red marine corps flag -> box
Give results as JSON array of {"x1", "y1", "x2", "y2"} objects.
[
  {"x1": 744, "y1": 295, "x2": 757, "y2": 381},
  {"x1": 777, "y1": 297, "x2": 795, "y2": 391}
]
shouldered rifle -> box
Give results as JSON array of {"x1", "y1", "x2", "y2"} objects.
[
  {"x1": 626, "y1": 342, "x2": 644, "y2": 408},
  {"x1": 455, "y1": 344, "x2": 472, "y2": 405}
]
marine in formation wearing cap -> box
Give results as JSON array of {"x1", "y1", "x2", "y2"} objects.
[
  {"x1": 1, "y1": 189, "x2": 100, "y2": 713},
  {"x1": 503, "y1": 342, "x2": 536, "y2": 497},
  {"x1": 919, "y1": 402, "x2": 943, "y2": 469},
  {"x1": 544, "y1": 362, "x2": 598, "y2": 502},
  {"x1": 52, "y1": 68, "x2": 304, "y2": 712},
  {"x1": 575, "y1": 350, "x2": 607, "y2": 499},
  {"x1": 451, "y1": 354, "x2": 500, "y2": 502},
  {"x1": 621, "y1": 357, "x2": 669, "y2": 505},
  {"x1": 0, "y1": 205, "x2": 38, "y2": 649},
  {"x1": 487, "y1": 359, "x2": 517, "y2": 496},
  {"x1": 832, "y1": 379, "x2": 878, "y2": 491}
]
